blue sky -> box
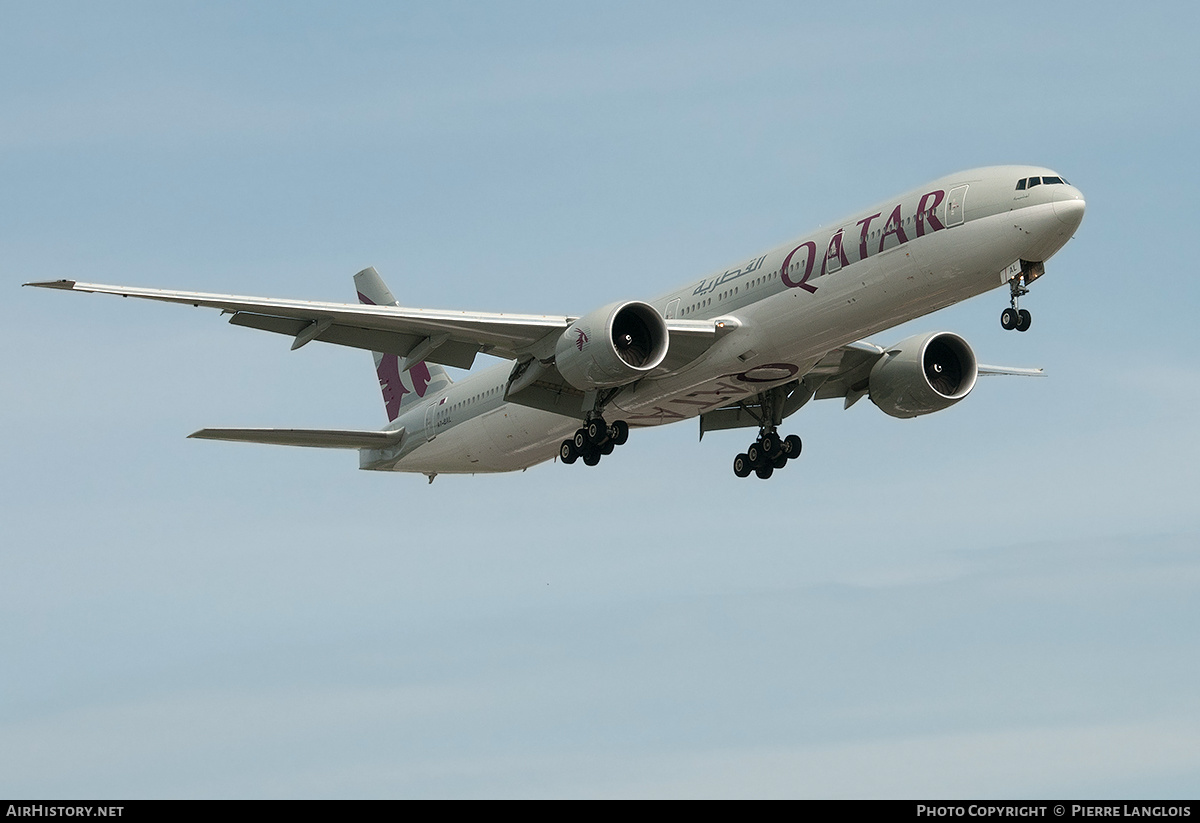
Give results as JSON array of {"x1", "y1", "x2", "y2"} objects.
[{"x1": 4, "y1": 1, "x2": 1199, "y2": 798}]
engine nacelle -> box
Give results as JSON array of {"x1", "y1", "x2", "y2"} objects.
[
  {"x1": 868, "y1": 331, "x2": 978, "y2": 419},
  {"x1": 555, "y1": 301, "x2": 669, "y2": 390}
]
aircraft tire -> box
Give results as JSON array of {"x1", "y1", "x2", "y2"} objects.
[
  {"x1": 1017, "y1": 309, "x2": 1032, "y2": 332},
  {"x1": 755, "y1": 465, "x2": 774, "y2": 480},
  {"x1": 747, "y1": 442, "x2": 763, "y2": 467},
  {"x1": 761, "y1": 432, "x2": 780, "y2": 457},
  {"x1": 582, "y1": 450, "x2": 601, "y2": 467},
  {"x1": 611, "y1": 420, "x2": 629, "y2": 446},
  {"x1": 734, "y1": 453, "x2": 752, "y2": 478},
  {"x1": 601, "y1": 440, "x2": 614, "y2": 455},
  {"x1": 1001, "y1": 308, "x2": 1018, "y2": 330},
  {"x1": 586, "y1": 418, "x2": 608, "y2": 445},
  {"x1": 560, "y1": 440, "x2": 578, "y2": 464},
  {"x1": 573, "y1": 430, "x2": 588, "y2": 451},
  {"x1": 783, "y1": 434, "x2": 803, "y2": 458},
  {"x1": 773, "y1": 454, "x2": 788, "y2": 470}
]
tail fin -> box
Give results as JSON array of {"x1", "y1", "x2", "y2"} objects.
[{"x1": 354, "y1": 266, "x2": 452, "y2": 421}]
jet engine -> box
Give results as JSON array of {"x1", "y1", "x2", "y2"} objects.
[
  {"x1": 555, "y1": 301, "x2": 669, "y2": 390},
  {"x1": 868, "y1": 331, "x2": 978, "y2": 419}
]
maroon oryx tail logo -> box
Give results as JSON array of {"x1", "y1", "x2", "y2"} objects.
[{"x1": 574, "y1": 328, "x2": 589, "y2": 351}]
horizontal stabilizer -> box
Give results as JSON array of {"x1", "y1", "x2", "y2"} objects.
[{"x1": 189, "y1": 427, "x2": 404, "y2": 449}]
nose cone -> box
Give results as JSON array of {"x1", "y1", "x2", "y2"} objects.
[{"x1": 1053, "y1": 185, "x2": 1086, "y2": 231}]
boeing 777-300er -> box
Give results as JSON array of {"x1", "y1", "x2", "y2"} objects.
[{"x1": 27, "y1": 165, "x2": 1084, "y2": 481}]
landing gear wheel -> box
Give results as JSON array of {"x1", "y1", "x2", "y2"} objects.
[
  {"x1": 600, "y1": 441, "x2": 614, "y2": 455},
  {"x1": 773, "y1": 454, "x2": 788, "y2": 470},
  {"x1": 1016, "y1": 309, "x2": 1032, "y2": 332},
  {"x1": 733, "y1": 453, "x2": 752, "y2": 478},
  {"x1": 760, "y1": 432, "x2": 780, "y2": 457},
  {"x1": 747, "y1": 442, "x2": 764, "y2": 467},
  {"x1": 610, "y1": 420, "x2": 629, "y2": 446},
  {"x1": 1001, "y1": 307, "x2": 1018, "y2": 330},
  {"x1": 582, "y1": 449, "x2": 601, "y2": 467},
  {"x1": 586, "y1": 418, "x2": 608, "y2": 445},
  {"x1": 783, "y1": 434, "x2": 803, "y2": 458},
  {"x1": 573, "y1": 430, "x2": 588, "y2": 451},
  {"x1": 755, "y1": 465, "x2": 774, "y2": 480},
  {"x1": 560, "y1": 440, "x2": 578, "y2": 464}
]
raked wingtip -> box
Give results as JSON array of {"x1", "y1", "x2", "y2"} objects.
[{"x1": 24, "y1": 279, "x2": 78, "y2": 290}]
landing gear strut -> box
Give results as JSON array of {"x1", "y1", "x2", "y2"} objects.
[
  {"x1": 1000, "y1": 283, "x2": 1031, "y2": 332},
  {"x1": 559, "y1": 417, "x2": 629, "y2": 467},
  {"x1": 1000, "y1": 261, "x2": 1043, "y2": 332},
  {"x1": 720, "y1": 383, "x2": 805, "y2": 480},
  {"x1": 733, "y1": 428, "x2": 802, "y2": 480}
]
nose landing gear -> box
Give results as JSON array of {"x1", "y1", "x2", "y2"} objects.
[
  {"x1": 1000, "y1": 303, "x2": 1031, "y2": 333},
  {"x1": 1000, "y1": 306, "x2": 1032, "y2": 332},
  {"x1": 1000, "y1": 260, "x2": 1044, "y2": 332}
]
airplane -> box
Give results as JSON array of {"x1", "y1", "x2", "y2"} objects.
[{"x1": 26, "y1": 165, "x2": 1084, "y2": 481}]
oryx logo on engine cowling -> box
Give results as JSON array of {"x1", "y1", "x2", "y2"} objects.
[{"x1": 574, "y1": 328, "x2": 589, "y2": 351}]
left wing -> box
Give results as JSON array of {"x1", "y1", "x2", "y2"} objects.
[
  {"x1": 699, "y1": 339, "x2": 1043, "y2": 435},
  {"x1": 808, "y1": 344, "x2": 1044, "y2": 407},
  {"x1": 976, "y1": 364, "x2": 1046, "y2": 377}
]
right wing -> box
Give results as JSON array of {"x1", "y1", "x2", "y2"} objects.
[
  {"x1": 189, "y1": 427, "x2": 404, "y2": 449},
  {"x1": 25, "y1": 278, "x2": 574, "y2": 369},
  {"x1": 25, "y1": 276, "x2": 724, "y2": 374}
]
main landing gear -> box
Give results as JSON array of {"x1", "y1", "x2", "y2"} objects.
[
  {"x1": 559, "y1": 418, "x2": 630, "y2": 467},
  {"x1": 733, "y1": 428, "x2": 802, "y2": 480}
]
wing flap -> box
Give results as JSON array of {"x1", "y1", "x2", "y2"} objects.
[
  {"x1": 657, "y1": 319, "x2": 720, "y2": 373},
  {"x1": 227, "y1": 312, "x2": 481, "y2": 368},
  {"x1": 810, "y1": 343, "x2": 882, "y2": 401}
]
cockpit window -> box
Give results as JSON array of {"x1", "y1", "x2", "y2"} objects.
[{"x1": 1017, "y1": 175, "x2": 1070, "y2": 191}]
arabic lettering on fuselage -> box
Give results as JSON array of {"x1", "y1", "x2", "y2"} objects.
[
  {"x1": 692, "y1": 188, "x2": 949, "y2": 297},
  {"x1": 692, "y1": 254, "x2": 767, "y2": 296}
]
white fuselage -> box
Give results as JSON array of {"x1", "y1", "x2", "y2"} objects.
[{"x1": 380, "y1": 165, "x2": 1085, "y2": 474}]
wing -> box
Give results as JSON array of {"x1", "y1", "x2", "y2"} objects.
[
  {"x1": 188, "y1": 427, "x2": 404, "y2": 449},
  {"x1": 809, "y1": 344, "x2": 1043, "y2": 407},
  {"x1": 25, "y1": 278, "x2": 574, "y2": 369},
  {"x1": 976, "y1": 364, "x2": 1046, "y2": 377},
  {"x1": 699, "y1": 340, "x2": 1043, "y2": 435},
  {"x1": 25, "y1": 279, "x2": 721, "y2": 374}
]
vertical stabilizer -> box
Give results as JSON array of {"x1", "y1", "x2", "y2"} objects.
[{"x1": 353, "y1": 267, "x2": 452, "y2": 422}]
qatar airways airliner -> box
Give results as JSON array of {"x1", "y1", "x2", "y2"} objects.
[{"x1": 28, "y1": 165, "x2": 1084, "y2": 481}]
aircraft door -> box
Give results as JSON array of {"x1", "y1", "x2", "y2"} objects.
[
  {"x1": 424, "y1": 403, "x2": 437, "y2": 441},
  {"x1": 665, "y1": 298, "x2": 680, "y2": 319},
  {"x1": 947, "y1": 185, "x2": 969, "y2": 227}
]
